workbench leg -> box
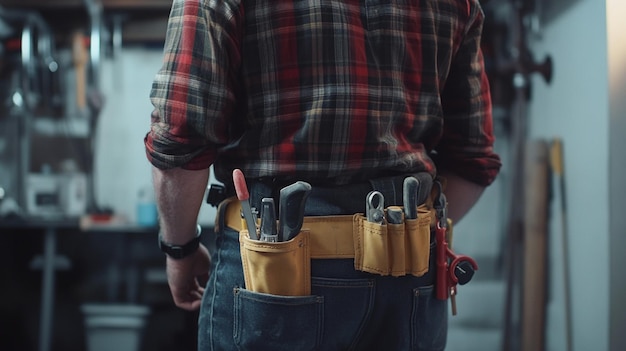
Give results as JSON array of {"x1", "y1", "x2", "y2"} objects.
[{"x1": 39, "y1": 227, "x2": 56, "y2": 351}]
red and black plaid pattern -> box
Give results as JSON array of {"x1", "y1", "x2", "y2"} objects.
[{"x1": 145, "y1": 0, "x2": 501, "y2": 186}]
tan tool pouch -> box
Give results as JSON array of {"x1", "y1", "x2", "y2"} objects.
[
  {"x1": 353, "y1": 206, "x2": 432, "y2": 277},
  {"x1": 239, "y1": 230, "x2": 311, "y2": 296}
]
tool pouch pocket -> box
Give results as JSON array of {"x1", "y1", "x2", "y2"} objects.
[
  {"x1": 404, "y1": 207, "x2": 432, "y2": 276},
  {"x1": 388, "y1": 221, "x2": 406, "y2": 276},
  {"x1": 353, "y1": 214, "x2": 390, "y2": 275},
  {"x1": 239, "y1": 230, "x2": 311, "y2": 296},
  {"x1": 352, "y1": 207, "x2": 432, "y2": 277}
]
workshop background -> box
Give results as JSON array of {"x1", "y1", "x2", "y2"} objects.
[{"x1": 0, "y1": 1, "x2": 624, "y2": 351}]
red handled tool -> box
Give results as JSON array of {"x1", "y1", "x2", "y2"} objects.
[
  {"x1": 233, "y1": 169, "x2": 259, "y2": 240},
  {"x1": 433, "y1": 184, "x2": 479, "y2": 302}
]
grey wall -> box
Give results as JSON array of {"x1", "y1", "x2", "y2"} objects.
[
  {"x1": 528, "y1": 0, "x2": 611, "y2": 350},
  {"x1": 540, "y1": 0, "x2": 584, "y2": 25}
]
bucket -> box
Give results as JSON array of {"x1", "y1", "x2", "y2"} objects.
[{"x1": 81, "y1": 304, "x2": 150, "y2": 351}]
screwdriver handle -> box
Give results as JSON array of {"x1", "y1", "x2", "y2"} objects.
[
  {"x1": 403, "y1": 176, "x2": 419, "y2": 220},
  {"x1": 233, "y1": 169, "x2": 259, "y2": 240}
]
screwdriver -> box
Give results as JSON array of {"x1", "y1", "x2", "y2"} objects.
[{"x1": 232, "y1": 169, "x2": 259, "y2": 240}]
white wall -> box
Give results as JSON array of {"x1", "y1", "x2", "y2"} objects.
[
  {"x1": 528, "y1": 1, "x2": 610, "y2": 350},
  {"x1": 93, "y1": 47, "x2": 216, "y2": 226}
]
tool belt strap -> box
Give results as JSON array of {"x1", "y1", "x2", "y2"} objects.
[{"x1": 221, "y1": 197, "x2": 435, "y2": 259}]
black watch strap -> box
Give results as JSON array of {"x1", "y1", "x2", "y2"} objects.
[{"x1": 159, "y1": 224, "x2": 202, "y2": 259}]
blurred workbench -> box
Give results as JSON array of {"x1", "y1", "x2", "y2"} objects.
[{"x1": 0, "y1": 217, "x2": 208, "y2": 351}]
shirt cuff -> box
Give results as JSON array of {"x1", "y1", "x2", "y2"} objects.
[
  {"x1": 433, "y1": 153, "x2": 502, "y2": 187},
  {"x1": 144, "y1": 132, "x2": 215, "y2": 170}
]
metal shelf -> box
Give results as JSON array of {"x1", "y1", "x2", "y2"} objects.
[
  {"x1": 1, "y1": 0, "x2": 171, "y2": 10},
  {"x1": 1, "y1": 0, "x2": 170, "y2": 44}
]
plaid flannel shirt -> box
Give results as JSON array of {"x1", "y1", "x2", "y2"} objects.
[{"x1": 145, "y1": 0, "x2": 501, "y2": 186}]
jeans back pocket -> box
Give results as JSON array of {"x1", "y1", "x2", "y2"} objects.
[{"x1": 233, "y1": 288, "x2": 323, "y2": 351}]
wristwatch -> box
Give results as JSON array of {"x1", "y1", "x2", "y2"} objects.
[{"x1": 159, "y1": 224, "x2": 202, "y2": 259}]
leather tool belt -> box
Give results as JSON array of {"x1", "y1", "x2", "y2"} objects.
[{"x1": 218, "y1": 196, "x2": 440, "y2": 296}]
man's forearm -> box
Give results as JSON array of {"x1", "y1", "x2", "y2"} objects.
[
  {"x1": 152, "y1": 166, "x2": 210, "y2": 244},
  {"x1": 438, "y1": 171, "x2": 486, "y2": 223}
]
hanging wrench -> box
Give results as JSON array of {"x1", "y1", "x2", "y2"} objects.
[{"x1": 433, "y1": 182, "x2": 479, "y2": 301}]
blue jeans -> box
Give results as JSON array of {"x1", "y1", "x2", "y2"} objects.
[{"x1": 198, "y1": 182, "x2": 448, "y2": 351}]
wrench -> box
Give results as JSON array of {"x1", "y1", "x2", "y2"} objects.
[{"x1": 366, "y1": 191, "x2": 385, "y2": 224}]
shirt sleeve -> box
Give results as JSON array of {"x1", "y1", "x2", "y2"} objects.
[
  {"x1": 144, "y1": 0, "x2": 243, "y2": 170},
  {"x1": 434, "y1": 3, "x2": 501, "y2": 186}
]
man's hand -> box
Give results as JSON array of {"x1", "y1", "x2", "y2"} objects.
[
  {"x1": 166, "y1": 243, "x2": 211, "y2": 311},
  {"x1": 152, "y1": 166, "x2": 210, "y2": 310}
]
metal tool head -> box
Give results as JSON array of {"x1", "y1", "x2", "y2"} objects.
[
  {"x1": 386, "y1": 206, "x2": 404, "y2": 224},
  {"x1": 366, "y1": 191, "x2": 385, "y2": 224},
  {"x1": 260, "y1": 198, "x2": 278, "y2": 242},
  {"x1": 433, "y1": 180, "x2": 447, "y2": 227}
]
